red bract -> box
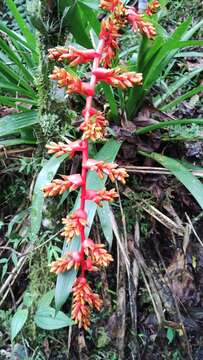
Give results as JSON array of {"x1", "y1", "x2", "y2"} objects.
[
  {"x1": 48, "y1": 46, "x2": 99, "y2": 65},
  {"x1": 67, "y1": 80, "x2": 94, "y2": 96},
  {"x1": 43, "y1": 0, "x2": 158, "y2": 331},
  {"x1": 93, "y1": 68, "x2": 143, "y2": 88}
]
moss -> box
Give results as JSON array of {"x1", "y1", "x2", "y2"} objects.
[{"x1": 23, "y1": 248, "x2": 54, "y2": 341}]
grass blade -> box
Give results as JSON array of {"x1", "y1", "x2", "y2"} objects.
[
  {"x1": 161, "y1": 85, "x2": 203, "y2": 111},
  {"x1": 135, "y1": 118, "x2": 203, "y2": 135},
  {"x1": 5, "y1": 0, "x2": 36, "y2": 45},
  {"x1": 154, "y1": 66, "x2": 203, "y2": 107}
]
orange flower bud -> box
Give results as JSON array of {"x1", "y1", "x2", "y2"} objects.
[
  {"x1": 71, "y1": 277, "x2": 103, "y2": 329},
  {"x1": 48, "y1": 46, "x2": 99, "y2": 65},
  {"x1": 100, "y1": 18, "x2": 121, "y2": 67},
  {"x1": 84, "y1": 159, "x2": 129, "y2": 184},
  {"x1": 80, "y1": 108, "x2": 108, "y2": 141},
  {"x1": 127, "y1": 8, "x2": 156, "y2": 39},
  {"x1": 145, "y1": 0, "x2": 160, "y2": 16},
  {"x1": 100, "y1": 0, "x2": 121, "y2": 12},
  {"x1": 84, "y1": 239, "x2": 113, "y2": 267},
  {"x1": 42, "y1": 174, "x2": 83, "y2": 197},
  {"x1": 49, "y1": 66, "x2": 76, "y2": 87},
  {"x1": 46, "y1": 140, "x2": 84, "y2": 158},
  {"x1": 86, "y1": 188, "x2": 118, "y2": 206},
  {"x1": 50, "y1": 251, "x2": 82, "y2": 274},
  {"x1": 61, "y1": 209, "x2": 87, "y2": 242}
]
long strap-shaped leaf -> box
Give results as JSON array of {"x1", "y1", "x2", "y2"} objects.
[
  {"x1": 0, "y1": 111, "x2": 38, "y2": 137},
  {"x1": 139, "y1": 151, "x2": 203, "y2": 210}
]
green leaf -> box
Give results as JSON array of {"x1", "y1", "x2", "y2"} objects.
[
  {"x1": 79, "y1": 0, "x2": 99, "y2": 10},
  {"x1": 34, "y1": 306, "x2": 73, "y2": 330},
  {"x1": 125, "y1": 17, "x2": 202, "y2": 119},
  {"x1": 11, "y1": 308, "x2": 28, "y2": 341},
  {"x1": 97, "y1": 202, "x2": 113, "y2": 247},
  {"x1": 38, "y1": 290, "x2": 55, "y2": 308},
  {"x1": 154, "y1": 66, "x2": 203, "y2": 107},
  {"x1": 0, "y1": 22, "x2": 38, "y2": 59},
  {"x1": 79, "y1": 2, "x2": 100, "y2": 34},
  {"x1": 0, "y1": 37, "x2": 34, "y2": 82},
  {"x1": 139, "y1": 151, "x2": 203, "y2": 210},
  {"x1": 135, "y1": 118, "x2": 203, "y2": 135},
  {"x1": 0, "y1": 96, "x2": 37, "y2": 106},
  {"x1": 0, "y1": 111, "x2": 38, "y2": 137},
  {"x1": 167, "y1": 327, "x2": 175, "y2": 344},
  {"x1": 0, "y1": 80, "x2": 35, "y2": 98},
  {"x1": 100, "y1": 83, "x2": 118, "y2": 119},
  {"x1": 0, "y1": 138, "x2": 37, "y2": 146},
  {"x1": 5, "y1": 0, "x2": 36, "y2": 45},
  {"x1": 55, "y1": 139, "x2": 121, "y2": 309},
  {"x1": 161, "y1": 85, "x2": 203, "y2": 111},
  {"x1": 0, "y1": 61, "x2": 35, "y2": 94},
  {"x1": 175, "y1": 51, "x2": 203, "y2": 58},
  {"x1": 31, "y1": 154, "x2": 68, "y2": 238},
  {"x1": 59, "y1": 2, "x2": 91, "y2": 48}
]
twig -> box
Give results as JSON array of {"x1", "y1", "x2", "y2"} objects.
[
  {"x1": 128, "y1": 223, "x2": 141, "y2": 360},
  {"x1": 125, "y1": 166, "x2": 203, "y2": 178},
  {"x1": 185, "y1": 213, "x2": 203, "y2": 247}
]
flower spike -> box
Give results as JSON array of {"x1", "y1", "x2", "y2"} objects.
[
  {"x1": 84, "y1": 159, "x2": 129, "y2": 184},
  {"x1": 44, "y1": 0, "x2": 159, "y2": 330}
]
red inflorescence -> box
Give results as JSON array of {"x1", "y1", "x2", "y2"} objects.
[{"x1": 43, "y1": 0, "x2": 159, "y2": 330}]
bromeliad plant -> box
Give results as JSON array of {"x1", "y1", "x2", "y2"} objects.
[{"x1": 42, "y1": 0, "x2": 159, "y2": 330}]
